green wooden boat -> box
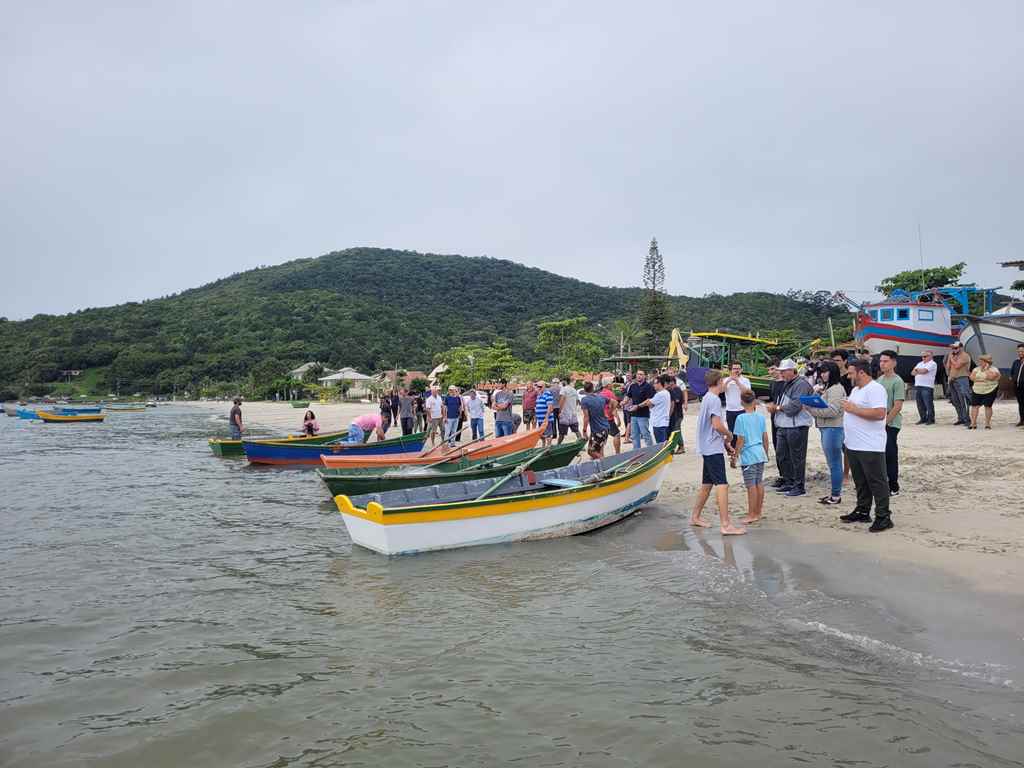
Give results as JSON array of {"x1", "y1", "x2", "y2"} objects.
[
  {"x1": 317, "y1": 440, "x2": 585, "y2": 497},
  {"x1": 290, "y1": 401, "x2": 311, "y2": 408},
  {"x1": 208, "y1": 428, "x2": 349, "y2": 458}
]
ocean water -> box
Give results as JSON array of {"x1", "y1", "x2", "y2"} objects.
[{"x1": 1, "y1": 407, "x2": 1022, "y2": 767}]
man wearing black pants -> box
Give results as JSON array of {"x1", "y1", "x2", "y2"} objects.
[
  {"x1": 1013, "y1": 344, "x2": 1024, "y2": 427},
  {"x1": 767, "y1": 358, "x2": 814, "y2": 497},
  {"x1": 877, "y1": 350, "x2": 905, "y2": 496},
  {"x1": 840, "y1": 359, "x2": 893, "y2": 532}
]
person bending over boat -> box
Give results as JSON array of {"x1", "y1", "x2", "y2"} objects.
[
  {"x1": 346, "y1": 412, "x2": 386, "y2": 444},
  {"x1": 302, "y1": 410, "x2": 320, "y2": 436}
]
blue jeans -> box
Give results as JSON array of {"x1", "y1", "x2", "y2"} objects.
[
  {"x1": 494, "y1": 420, "x2": 514, "y2": 437},
  {"x1": 346, "y1": 423, "x2": 364, "y2": 444},
  {"x1": 915, "y1": 385, "x2": 935, "y2": 423},
  {"x1": 819, "y1": 426, "x2": 844, "y2": 497},
  {"x1": 445, "y1": 417, "x2": 460, "y2": 444},
  {"x1": 652, "y1": 425, "x2": 669, "y2": 444},
  {"x1": 470, "y1": 417, "x2": 484, "y2": 440},
  {"x1": 230, "y1": 425, "x2": 241, "y2": 440},
  {"x1": 950, "y1": 377, "x2": 971, "y2": 424},
  {"x1": 631, "y1": 416, "x2": 653, "y2": 447}
]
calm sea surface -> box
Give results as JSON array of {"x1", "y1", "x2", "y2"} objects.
[{"x1": 1, "y1": 407, "x2": 1022, "y2": 767}]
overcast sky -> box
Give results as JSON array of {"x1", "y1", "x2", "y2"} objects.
[{"x1": 2, "y1": 1, "x2": 1022, "y2": 320}]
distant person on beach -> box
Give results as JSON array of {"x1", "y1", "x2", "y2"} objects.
[
  {"x1": 533, "y1": 380, "x2": 555, "y2": 447},
  {"x1": 831, "y1": 350, "x2": 853, "y2": 395},
  {"x1": 580, "y1": 381, "x2": 611, "y2": 459},
  {"x1": 398, "y1": 388, "x2": 415, "y2": 436},
  {"x1": 443, "y1": 385, "x2": 464, "y2": 446},
  {"x1": 969, "y1": 354, "x2": 1001, "y2": 429},
  {"x1": 414, "y1": 390, "x2": 427, "y2": 433},
  {"x1": 803, "y1": 360, "x2": 846, "y2": 506},
  {"x1": 378, "y1": 393, "x2": 392, "y2": 433},
  {"x1": 229, "y1": 397, "x2": 243, "y2": 439},
  {"x1": 877, "y1": 350, "x2": 905, "y2": 496},
  {"x1": 633, "y1": 374, "x2": 672, "y2": 443},
  {"x1": 767, "y1": 362, "x2": 784, "y2": 477},
  {"x1": 557, "y1": 379, "x2": 582, "y2": 444},
  {"x1": 621, "y1": 372, "x2": 634, "y2": 442},
  {"x1": 624, "y1": 370, "x2": 655, "y2": 448},
  {"x1": 522, "y1": 381, "x2": 538, "y2": 429},
  {"x1": 731, "y1": 390, "x2": 769, "y2": 524},
  {"x1": 690, "y1": 370, "x2": 745, "y2": 535},
  {"x1": 598, "y1": 378, "x2": 623, "y2": 454},
  {"x1": 1013, "y1": 344, "x2": 1024, "y2": 427},
  {"x1": 766, "y1": 358, "x2": 813, "y2": 498},
  {"x1": 346, "y1": 411, "x2": 386, "y2": 444},
  {"x1": 389, "y1": 389, "x2": 400, "y2": 427},
  {"x1": 464, "y1": 387, "x2": 486, "y2": 440},
  {"x1": 723, "y1": 362, "x2": 752, "y2": 447},
  {"x1": 911, "y1": 351, "x2": 938, "y2": 424},
  {"x1": 944, "y1": 341, "x2": 973, "y2": 426},
  {"x1": 492, "y1": 379, "x2": 516, "y2": 437},
  {"x1": 666, "y1": 375, "x2": 686, "y2": 453},
  {"x1": 840, "y1": 358, "x2": 893, "y2": 532},
  {"x1": 424, "y1": 386, "x2": 445, "y2": 446},
  {"x1": 302, "y1": 409, "x2": 319, "y2": 436}
]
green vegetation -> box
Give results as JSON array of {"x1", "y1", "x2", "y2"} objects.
[
  {"x1": 876, "y1": 263, "x2": 966, "y2": 295},
  {"x1": 0, "y1": 247, "x2": 852, "y2": 397},
  {"x1": 640, "y1": 238, "x2": 671, "y2": 353}
]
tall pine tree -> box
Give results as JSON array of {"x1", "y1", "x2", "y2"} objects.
[{"x1": 640, "y1": 237, "x2": 672, "y2": 353}]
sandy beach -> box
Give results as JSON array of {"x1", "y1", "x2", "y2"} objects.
[{"x1": 190, "y1": 395, "x2": 1024, "y2": 594}]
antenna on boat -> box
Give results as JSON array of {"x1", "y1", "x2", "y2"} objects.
[{"x1": 917, "y1": 222, "x2": 925, "y2": 289}]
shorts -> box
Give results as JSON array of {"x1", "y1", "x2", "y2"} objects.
[
  {"x1": 972, "y1": 389, "x2": 998, "y2": 407},
  {"x1": 588, "y1": 429, "x2": 608, "y2": 454},
  {"x1": 523, "y1": 409, "x2": 535, "y2": 423},
  {"x1": 701, "y1": 453, "x2": 728, "y2": 486},
  {"x1": 544, "y1": 420, "x2": 557, "y2": 438},
  {"x1": 741, "y1": 462, "x2": 765, "y2": 488},
  {"x1": 608, "y1": 420, "x2": 620, "y2": 437},
  {"x1": 557, "y1": 420, "x2": 579, "y2": 437}
]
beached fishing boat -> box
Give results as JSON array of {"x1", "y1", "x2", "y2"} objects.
[
  {"x1": 320, "y1": 427, "x2": 544, "y2": 470},
  {"x1": 3, "y1": 402, "x2": 18, "y2": 417},
  {"x1": 38, "y1": 411, "x2": 106, "y2": 423},
  {"x1": 290, "y1": 401, "x2": 311, "y2": 408},
  {"x1": 16, "y1": 408, "x2": 42, "y2": 420},
  {"x1": 243, "y1": 431, "x2": 426, "y2": 466},
  {"x1": 55, "y1": 406, "x2": 102, "y2": 415},
  {"x1": 333, "y1": 436, "x2": 676, "y2": 556},
  {"x1": 317, "y1": 440, "x2": 584, "y2": 497},
  {"x1": 959, "y1": 304, "x2": 1024, "y2": 375},
  {"x1": 208, "y1": 428, "x2": 351, "y2": 458}
]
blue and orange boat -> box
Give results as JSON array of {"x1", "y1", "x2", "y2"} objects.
[{"x1": 242, "y1": 431, "x2": 426, "y2": 466}]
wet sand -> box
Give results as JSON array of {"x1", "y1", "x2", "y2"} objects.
[{"x1": 189, "y1": 395, "x2": 1024, "y2": 595}]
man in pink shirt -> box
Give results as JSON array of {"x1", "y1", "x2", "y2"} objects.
[{"x1": 346, "y1": 412, "x2": 386, "y2": 443}]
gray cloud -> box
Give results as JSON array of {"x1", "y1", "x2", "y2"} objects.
[{"x1": 2, "y1": 0, "x2": 1022, "y2": 319}]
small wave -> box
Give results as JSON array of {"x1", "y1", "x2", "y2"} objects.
[{"x1": 801, "y1": 620, "x2": 1015, "y2": 688}]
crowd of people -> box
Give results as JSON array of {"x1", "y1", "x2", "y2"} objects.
[{"x1": 233, "y1": 342, "x2": 1024, "y2": 537}]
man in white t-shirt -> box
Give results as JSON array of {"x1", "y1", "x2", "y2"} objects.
[
  {"x1": 635, "y1": 374, "x2": 673, "y2": 444},
  {"x1": 557, "y1": 378, "x2": 582, "y2": 444},
  {"x1": 840, "y1": 358, "x2": 893, "y2": 532},
  {"x1": 723, "y1": 362, "x2": 752, "y2": 445},
  {"x1": 463, "y1": 388, "x2": 487, "y2": 441},
  {"x1": 423, "y1": 386, "x2": 445, "y2": 446},
  {"x1": 910, "y1": 350, "x2": 938, "y2": 425}
]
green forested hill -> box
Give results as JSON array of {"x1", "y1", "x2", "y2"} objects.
[{"x1": 0, "y1": 247, "x2": 851, "y2": 396}]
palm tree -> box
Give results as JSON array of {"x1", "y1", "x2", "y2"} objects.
[{"x1": 611, "y1": 318, "x2": 649, "y2": 355}]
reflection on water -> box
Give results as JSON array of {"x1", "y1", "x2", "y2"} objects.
[{"x1": 0, "y1": 408, "x2": 1022, "y2": 767}]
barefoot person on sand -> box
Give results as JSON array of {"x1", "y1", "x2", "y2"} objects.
[
  {"x1": 731, "y1": 390, "x2": 769, "y2": 524},
  {"x1": 690, "y1": 370, "x2": 745, "y2": 535}
]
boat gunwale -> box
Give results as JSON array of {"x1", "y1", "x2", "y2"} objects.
[{"x1": 335, "y1": 433, "x2": 677, "y2": 523}]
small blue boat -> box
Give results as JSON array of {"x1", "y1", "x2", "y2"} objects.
[
  {"x1": 17, "y1": 408, "x2": 42, "y2": 420},
  {"x1": 242, "y1": 432, "x2": 426, "y2": 466}
]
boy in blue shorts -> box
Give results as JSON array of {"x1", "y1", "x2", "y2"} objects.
[
  {"x1": 731, "y1": 390, "x2": 770, "y2": 524},
  {"x1": 690, "y1": 370, "x2": 745, "y2": 535}
]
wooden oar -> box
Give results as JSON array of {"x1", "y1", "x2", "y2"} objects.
[
  {"x1": 421, "y1": 432, "x2": 494, "y2": 469},
  {"x1": 474, "y1": 447, "x2": 551, "y2": 502}
]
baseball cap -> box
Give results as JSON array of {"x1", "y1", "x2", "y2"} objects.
[{"x1": 778, "y1": 359, "x2": 797, "y2": 371}]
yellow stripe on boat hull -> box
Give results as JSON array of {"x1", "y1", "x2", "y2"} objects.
[{"x1": 334, "y1": 451, "x2": 672, "y2": 526}]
